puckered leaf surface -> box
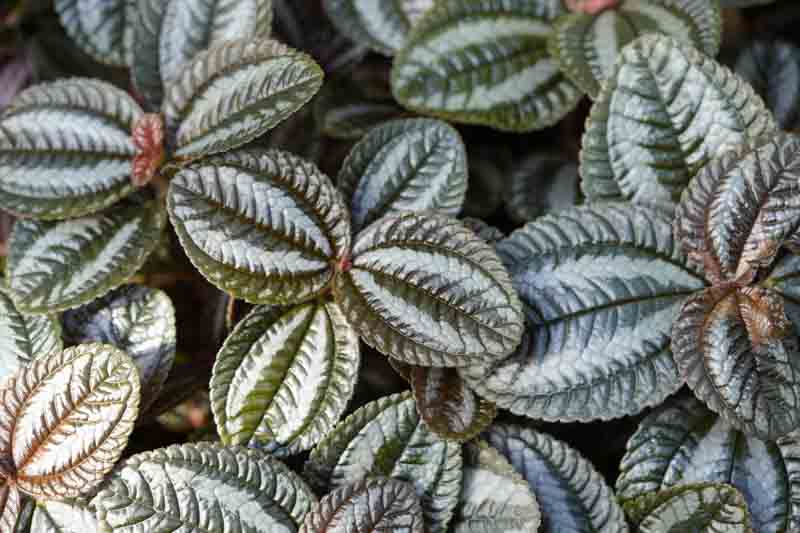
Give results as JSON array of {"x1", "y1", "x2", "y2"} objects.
[
  {"x1": 30, "y1": 499, "x2": 99, "y2": 533},
  {"x1": 55, "y1": 0, "x2": 135, "y2": 66},
  {"x1": 0, "y1": 482, "x2": 20, "y2": 533},
  {"x1": 0, "y1": 288, "x2": 61, "y2": 382}
]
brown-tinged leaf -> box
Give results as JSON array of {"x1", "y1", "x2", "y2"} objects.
[
  {"x1": 131, "y1": 113, "x2": 165, "y2": 187},
  {"x1": 0, "y1": 482, "x2": 20, "y2": 532}
]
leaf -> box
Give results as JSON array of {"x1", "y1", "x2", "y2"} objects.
[
  {"x1": 616, "y1": 395, "x2": 800, "y2": 533},
  {"x1": 549, "y1": 0, "x2": 721, "y2": 98},
  {"x1": 0, "y1": 289, "x2": 61, "y2": 382},
  {"x1": 0, "y1": 78, "x2": 144, "y2": 220},
  {"x1": 736, "y1": 39, "x2": 800, "y2": 131},
  {"x1": 461, "y1": 218, "x2": 504, "y2": 246},
  {"x1": 299, "y1": 477, "x2": 424, "y2": 533},
  {"x1": 505, "y1": 153, "x2": 579, "y2": 224},
  {"x1": 580, "y1": 34, "x2": 777, "y2": 213},
  {"x1": 54, "y1": 0, "x2": 135, "y2": 67},
  {"x1": 163, "y1": 39, "x2": 324, "y2": 161},
  {"x1": 323, "y1": 0, "x2": 434, "y2": 55},
  {"x1": 30, "y1": 499, "x2": 99, "y2": 533},
  {"x1": 333, "y1": 211, "x2": 524, "y2": 367},
  {"x1": 304, "y1": 392, "x2": 462, "y2": 533},
  {"x1": 450, "y1": 440, "x2": 540, "y2": 533},
  {"x1": 461, "y1": 205, "x2": 704, "y2": 421},
  {"x1": 168, "y1": 149, "x2": 351, "y2": 305},
  {"x1": 210, "y1": 301, "x2": 360, "y2": 456},
  {"x1": 92, "y1": 443, "x2": 317, "y2": 533},
  {"x1": 636, "y1": 483, "x2": 753, "y2": 533},
  {"x1": 338, "y1": 118, "x2": 468, "y2": 233},
  {"x1": 0, "y1": 483, "x2": 21, "y2": 533},
  {"x1": 0, "y1": 343, "x2": 140, "y2": 499},
  {"x1": 6, "y1": 192, "x2": 167, "y2": 314},
  {"x1": 391, "y1": 0, "x2": 582, "y2": 132},
  {"x1": 484, "y1": 423, "x2": 629, "y2": 533},
  {"x1": 411, "y1": 366, "x2": 496, "y2": 442},
  {"x1": 462, "y1": 150, "x2": 510, "y2": 219},
  {"x1": 61, "y1": 284, "x2": 176, "y2": 414}
]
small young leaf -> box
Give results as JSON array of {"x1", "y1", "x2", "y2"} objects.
[
  {"x1": 0, "y1": 289, "x2": 62, "y2": 382},
  {"x1": 168, "y1": 149, "x2": 351, "y2": 305},
  {"x1": 505, "y1": 153, "x2": 579, "y2": 223},
  {"x1": 0, "y1": 483, "x2": 21, "y2": 533},
  {"x1": 299, "y1": 477, "x2": 425, "y2": 533},
  {"x1": 6, "y1": 192, "x2": 167, "y2": 314},
  {"x1": 736, "y1": 39, "x2": 800, "y2": 131},
  {"x1": 0, "y1": 343, "x2": 140, "y2": 499},
  {"x1": 30, "y1": 499, "x2": 99, "y2": 533},
  {"x1": 210, "y1": 301, "x2": 360, "y2": 456},
  {"x1": 55, "y1": 0, "x2": 135, "y2": 67},
  {"x1": 163, "y1": 39, "x2": 323, "y2": 160},
  {"x1": 333, "y1": 212, "x2": 524, "y2": 368},
  {"x1": 581, "y1": 34, "x2": 777, "y2": 213},
  {"x1": 0, "y1": 79, "x2": 144, "y2": 219},
  {"x1": 637, "y1": 483, "x2": 753, "y2": 533},
  {"x1": 338, "y1": 118, "x2": 468, "y2": 233},
  {"x1": 61, "y1": 284, "x2": 176, "y2": 413},
  {"x1": 485, "y1": 423, "x2": 629, "y2": 533},
  {"x1": 92, "y1": 443, "x2": 316, "y2": 533},
  {"x1": 391, "y1": 0, "x2": 582, "y2": 132}
]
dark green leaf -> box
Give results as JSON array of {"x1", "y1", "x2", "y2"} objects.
[
  {"x1": 30, "y1": 499, "x2": 99, "y2": 533},
  {"x1": 0, "y1": 288, "x2": 61, "y2": 382},
  {"x1": 736, "y1": 39, "x2": 800, "y2": 131},
  {"x1": 55, "y1": 0, "x2": 135, "y2": 67},
  {"x1": 505, "y1": 153, "x2": 579, "y2": 224}
]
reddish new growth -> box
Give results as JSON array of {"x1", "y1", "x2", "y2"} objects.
[
  {"x1": 337, "y1": 254, "x2": 352, "y2": 273},
  {"x1": 131, "y1": 113, "x2": 166, "y2": 188},
  {"x1": 565, "y1": 0, "x2": 620, "y2": 14}
]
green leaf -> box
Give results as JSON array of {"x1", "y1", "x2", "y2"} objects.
[
  {"x1": 338, "y1": 118, "x2": 468, "y2": 233},
  {"x1": 6, "y1": 192, "x2": 167, "y2": 314},
  {"x1": 0, "y1": 79, "x2": 144, "y2": 220},
  {"x1": 168, "y1": 149, "x2": 351, "y2": 305},
  {"x1": 92, "y1": 443, "x2": 317, "y2": 533},
  {"x1": 0, "y1": 343, "x2": 140, "y2": 499},
  {"x1": 210, "y1": 301, "x2": 360, "y2": 456},
  {"x1": 0, "y1": 288, "x2": 61, "y2": 382},
  {"x1": 505, "y1": 153, "x2": 579, "y2": 224},
  {"x1": 616, "y1": 395, "x2": 800, "y2": 533},
  {"x1": 550, "y1": 0, "x2": 721, "y2": 99},
  {"x1": 462, "y1": 204, "x2": 704, "y2": 421},
  {"x1": 299, "y1": 477, "x2": 424, "y2": 533},
  {"x1": 485, "y1": 423, "x2": 629, "y2": 533},
  {"x1": 391, "y1": 0, "x2": 582, "y2": 132},
  {"x1": 323, "y1": 0, "x2": 434, "y2": 55},
  {"x1": 55, "y1": 0, "x2": 135, "y2": 67},
  {"x1": 411, "y1": 366, "x2": 496, "y2": 442},
  {"x1": 736, "y1": 39, "x2": 800, "y2": 131},
  {"x1": 163, "y1": 39, "x2": 324, "y2": 161},
  {"x1": 304, "y1": 392, "x2": 462, "y2": 533},
  {"x1": 30, "y1": 499, "x2": 99, "y2": 533},
  {"x1": 61, "y1": 284, "x2": 176, "y2": 413},
  {"x1": 0, "y1": 482, "x2": 21, "y2": 533},
  {"x1": 451, "y1": 440, "x2": 540, "y2": 533},
  {"x1": 333, "y1": 211, "x2": 524, "y2": 367},
  {"x1": 580, "y1": 34, "x2": 777, "y2": 213}
]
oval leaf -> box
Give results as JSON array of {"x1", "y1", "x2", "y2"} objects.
[
  {"x1": 30, "y1": 499, "x2": 99, "y2": 533},
  {"x1": 333, "y1": 211, "x2": 524, "y2": 368},
  {"x1": 0, "y1": 482, "x2": 20, "y2": 533},
  {"x1": 6, "y1": 192, "x2": 167, "y2": 314},
  {"x1": 55, "y1": 0, "x2": 135, "y2": 66},
  {"x1": 0, "y1": 79, "x2": 143, "y2": 219},
  {"x1": 0, "y1": 343, "x2": 140, "y2": 499},
  {"x1": 505, "y1": 153, "x2": 579, "y2": 224},
  {"x1": 636, "y1": 483, "x2": 753, "y2": 533},
  {"x1": 92, "y1": 443, "x2": 316, "y2": 533},
  {"x1": 0, "y1": 289, "x2": 61, "y2": 382},
  {"x1": 163, "y1": 39, "x2": 323, "y2": 160},
  {"x1": 299, "y1": 477, "x2": 424, "y2": 533},
  {"x1": 61, "y1": 284, "x2": 176, "y2": 413},
  {"x1": 736, "y1": 39, "x2": 800, "y2": 131},
  {"x1": 462, "y1": 205, "x2": 704, "y2": 421},
  {"x1": 485, "y1": 423, "x2": 629, "y2": 533},
  {"x1": 338, "y1": 118, "x2": 468, "y2": 233},
  {"x1": 580, "y1": 34, "x2": 777, "y2": 213},
  {"x1": 391, "y1": 0, "x2": 582, "y2": 132},
  {"x1": 210, "y1": 301, "x2": 360, "y2": 456},
  {"x1": 304, "y1": 392, "x2": 462, "y2": 533},
  {"x1": 168, "y1": 149, "x2": 351, "y2": 305}
]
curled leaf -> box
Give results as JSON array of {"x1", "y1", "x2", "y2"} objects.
[
  {"x1": 55, "y1": 0, "x2": 135, "y2": 66},
  {"x1": 0, "y1": 288, "x2": 62, "y2": 382}
]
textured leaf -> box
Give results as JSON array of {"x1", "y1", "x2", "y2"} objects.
[
  {"x1": 0, "y1": 289, "x2": 61, "y2": 382},
  {"x1": 6, "y1": 192, "x2": 167, "y2": 314},
  {"x1": 391, "y1": 0, "x2": 582, "y2": 132},
  {"x1": 0, "y1": 483, "x2": 21, "y2": 533},
  {"x1": 299, "y1": 477, "x2": 424, "y2": 533},
  {"x1": 55, "y1": 0, "x2": 135, "y2": 66},
  {"x1": 304, "y1": 392, "x2": 462, "y2": 533},
  {"x1": 338, "y1": 118, "x2": 468, "y2": 233},
  {"x1": 0, "y1": 79, "x2": 144, "y2": 219},
  {"x1": 505, "y1": 153, "x2": 579, "y2": 224},
  {"x1": 580, "y1": 34, "x2": 777, "y2": 213},
  {"x1": 550, "y1": 0, "x2": 721, "y2": 98},
  {"x1": 461, "y1": 218, "x2": 504, "y2": 246},
  {"x1": 92, "y1": 443, "x2": 316, "y2": 533},
  {"x1": 636, "y1": 483, "x2": 753, "y2": 533},
  {"x1": 168, "y1": 149, "x2": 351, "y2": 305},
  {"x1": 451, "y1": 440, "x2": 540, "y2": 533},
  {"x1": 61, "y1": 284, "x2": 176, "y2": 413},
  {"x1": 30, "y1": 499, "x2": 99, "y2": 533},
  {"x1": 0, "y1": 343, "x2": 140, "y2": 499},
  {"x1": 616, "y1": 395, "x2": 800, "y2": 533},
  {"x1": 411, "y1": 366, "x2": 496, "y2": 442},
  {"x1": 736, "y1": 39, "x2": 800, "y2": 131},
  {"x1": 462, "y1": 205, "x2": 704, "y2": 421},
  {"x1": 210, "y1": 301, "x2": 360, "y2": 456},
  {"x1": 333, "y1": 211, "x2": 524, "y2": 367},
  {"x1": 163, "y1": 39, "x2": 324, "y2": 160},
  {"x1": 485, "y1": 423, "x2": 629, "y2": 533}
]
